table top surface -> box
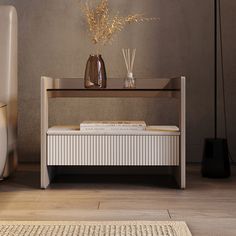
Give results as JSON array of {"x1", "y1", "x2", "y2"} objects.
[{"x1": 46, "y1": 78, "x2": 182, "y2": 91}]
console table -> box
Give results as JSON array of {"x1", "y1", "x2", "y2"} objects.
[{"x1": 41, "y1": 77, "x2": 186, "y2": 189}]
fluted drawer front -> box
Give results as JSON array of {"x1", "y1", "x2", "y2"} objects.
[{"x1": 47, "y1": 135, "x2": 179, "y2": 166}]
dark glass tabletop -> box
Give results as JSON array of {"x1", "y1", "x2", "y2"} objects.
[{"x1": 48, "y1": 78, "x2": 181, "y2": 91}]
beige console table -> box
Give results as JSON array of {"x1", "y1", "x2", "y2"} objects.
[{"x1": 41, "y1": 77, "x2": 186, "y2": 189}]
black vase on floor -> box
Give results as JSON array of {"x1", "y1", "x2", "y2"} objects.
[
  {"x1": 84, "y1": 54, "x2": 107, "y2": 89},
  {"x1": 202, "y1": 138, "x2": 231, "y2": 178}
]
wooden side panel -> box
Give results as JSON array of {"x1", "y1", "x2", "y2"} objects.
[
  {"x1": 173, "y1": 76, "x2": 186, "y2": 189},
  {"x1": 41, "y1": 76, "x2": 54, "y2": 189}
]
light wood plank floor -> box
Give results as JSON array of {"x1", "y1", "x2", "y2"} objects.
[{"x1": 0, "y1": 164, "x2": 236, "y2": 236}]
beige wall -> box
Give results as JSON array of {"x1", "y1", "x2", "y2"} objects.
[{"x1": 0, "y1": 0, "x2": 235, "y2": 163}]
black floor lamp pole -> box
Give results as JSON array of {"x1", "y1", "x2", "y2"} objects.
[
  {"x1": 201, "y1": 0, "x2": 231, "y2": 178},
  {"x1": 214, "y1": 0, "x2": 217, "y2": 139}
]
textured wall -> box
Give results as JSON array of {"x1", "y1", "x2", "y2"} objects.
[{"x1": 0, "y1": 0, "x2": 235, "y2": 163}]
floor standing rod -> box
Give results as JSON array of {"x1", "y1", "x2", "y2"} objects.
[{"x1": 214, "y1": 0, "x2": 218, "y2": 139}]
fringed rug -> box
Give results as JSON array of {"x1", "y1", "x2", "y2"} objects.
[{"x1": 0, "y1": 221, "x2": 192, "y2": 236}]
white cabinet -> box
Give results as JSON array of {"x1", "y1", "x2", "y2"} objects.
[
  {"x1": 41, "y1": 77, "x2": 186, "y2": 189},
  {"x1": 47, "y1": 127, "x2": 180, "y2": 166}
]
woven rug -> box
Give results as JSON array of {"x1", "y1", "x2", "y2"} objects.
[{"x1": 0, "y1": 221, "x2": 191, "y2": 236}]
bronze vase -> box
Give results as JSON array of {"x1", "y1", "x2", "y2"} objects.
[{"x1": 84, "y1": 54, "x2": 107, "y2": 88}]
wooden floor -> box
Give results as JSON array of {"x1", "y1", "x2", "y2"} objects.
[{"x1": 0, "y1": 164, "x2": 236, "y2": 236}]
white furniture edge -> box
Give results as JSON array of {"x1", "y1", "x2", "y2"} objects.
[
  {"x1": 177, "y1": 76, "x2": 186, "y2": 189},
  {"x1": 47, "y1": 126, "x2": 181, "y2": 136},
  {"x1": 41, "y1": 76, "x2": 54, "y2": 189},
  {"x1": 171, "y1": 76, "x2": 186, "y2": 189}
]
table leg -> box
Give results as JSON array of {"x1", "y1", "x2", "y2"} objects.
[{"x1": 41, "y1": 76, "x2": 54, "y2": 189}]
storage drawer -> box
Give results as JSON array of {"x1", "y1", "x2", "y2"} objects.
[{"x1": 47, "y1": 134, "x2": 179, "y2": 166}]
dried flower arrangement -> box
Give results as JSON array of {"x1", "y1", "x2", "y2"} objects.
[
  {"x1": 81, "y1": 0, "x2": 157, "y2": 89},
  {"x1": 81, "y1": 0, "x2": 157, "y2": 46}
]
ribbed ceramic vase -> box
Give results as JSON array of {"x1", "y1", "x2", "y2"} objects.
[{"x1": 84, "y1": 54, "x2": 107, "y2": 88}]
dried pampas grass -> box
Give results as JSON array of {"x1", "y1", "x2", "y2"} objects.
[{"x1": 81, "y1": 0, "x2": 157, "y2": 45}]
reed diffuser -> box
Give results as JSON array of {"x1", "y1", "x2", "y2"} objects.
[{"x1": 122, "y1": 48, "x2": 136, "y2": 88}]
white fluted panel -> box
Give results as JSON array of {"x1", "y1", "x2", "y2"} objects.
[{"x1": 47, "y1": 135, "x2": 179, "y2": 166}]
